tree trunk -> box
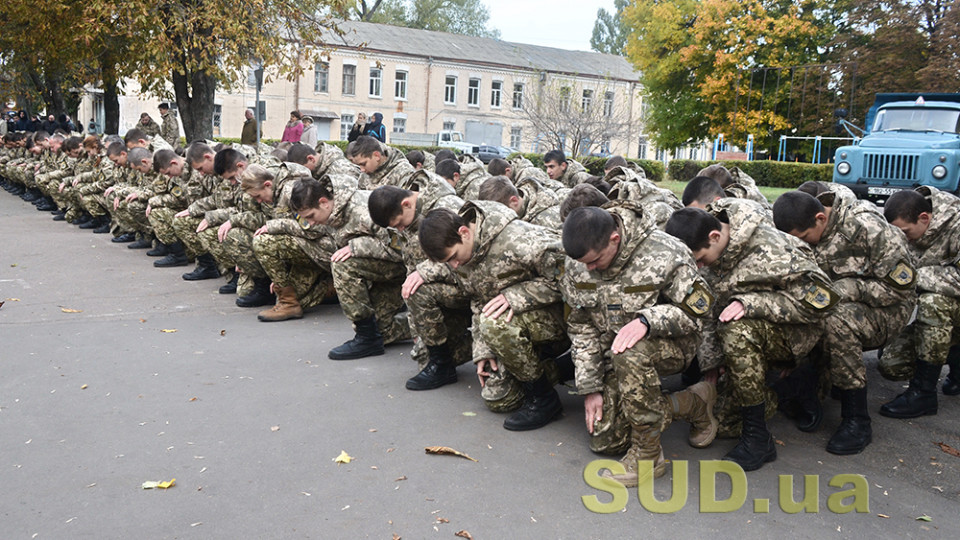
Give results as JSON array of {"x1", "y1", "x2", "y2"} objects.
[
  {"x1": 102, "y1": 64, "x2": 121, "y2": 135},
  {"x1": 173, "y1": 68, "x2": 216, "y2": 142}
]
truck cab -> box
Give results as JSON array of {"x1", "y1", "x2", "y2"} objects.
[{"x1": 833, "y1": 93, "x2": 960, "y2": 204}]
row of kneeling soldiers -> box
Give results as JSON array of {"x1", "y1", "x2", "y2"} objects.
[{"x1": 3, "y1": 130, "x2": 958, "y2": 486}]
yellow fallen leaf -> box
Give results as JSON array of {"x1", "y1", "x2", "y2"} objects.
[
  {"x1": 157, "y1": 479, "x2": 175, "y2": 489},
  {"x1": 81, "y1": 385, "x2": 88, "y2": 390},
  {"x1": 160, "y1": 329, "x2": 177, "y2": 333},
  {"x1": 462, "y1": 412, "x2": 477, "y2": 417},
  {"x1": 61, "y1": 307, "x2": 83, "y2": 313},
  {"x1": 188, "y1": 397, "x2": 197, "y2": 402},
  {"x1": 425, "y1": 446, "x2": 477, "y2": 462},
  {"x1": 7, "y1": 298, "x2": 20, "y2": 301},
  {"x1": 878, "y1": 514, "x2": 890, "y2": 519},
  {"x1": 334, "y1": 450, "x2": 353, "y2": 465}
]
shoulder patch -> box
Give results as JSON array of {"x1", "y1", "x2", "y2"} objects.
[
  {"x1": 297, "y1": 215, "x2": 310, "y2": 229},
  {"x1": 680, "y1": 281, "x2": 714, "y2": 317},
  {"x1": 803, "y1": 279, "x2": 841, "y2": 311},
  {"x1": 171, "y1": 186, "x2": 183, "y2": 197},
  {"x1": 885, "y1": 261, "x2": 917, "y2": 289}
]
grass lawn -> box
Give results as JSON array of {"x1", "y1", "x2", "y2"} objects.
[{"x1": 659, "y1": 180, "x2": 793, "y2": 203}]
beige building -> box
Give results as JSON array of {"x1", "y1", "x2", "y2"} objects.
[{"x1": 81, "y1": 20, "x2": 648, "y2": 158}]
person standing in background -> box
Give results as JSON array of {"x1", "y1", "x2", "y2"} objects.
[
  {"x1": 87, "y1": 118, "x2": 98, "y2": 135},
  {"x1": 347, "y1": 112, "x2": 367, "y2": 142},
  {"x1": 139, "y1": 113, "x2": 161, "y2": 138},
  {"x1": 240, "y1": 109, "x2": 260, "y2": 145},
  {"x1": 158, "y1": 103, "x2": 180, "y2": 149},
  {"x1": 364, "y1": 112, "x2": 386, "y2": 142},
  {"x1": 300, "y1": 116, "x2": 318, "y2": 147},
  {"x1": 282, "y1": 110, "x2": 304, "y2": 143}
]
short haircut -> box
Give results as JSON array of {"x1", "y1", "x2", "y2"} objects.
[
  {"x1": 604, "y1": 155, "x2": 628, "y2": 171},
  {"x1": 435, "y1": 158, "x2": 461, "y2": 181},
  {"x1": 240, "y1": 163, "x2": 274, "y2": 191},
  {"x1": 418, "y1": 207, "x2": 467, "y2": 262},
  {"x1": 34, "y1": 130, "x2": 50, "y2": 141},
  {"x1": 368, "y1": 185, "x2": 413, "y2": 227},
  {"x1": 560, "y1": 184, "x2": 610, "y2": 221},
  {"x1": 153, "y1": 149, "x2": 179, "y2": 172},
  {"x1": 478, "y1": 176, "x2": 518, "y2": 205},
  {"x1": 797, "y1": 181, "x2": 829, "y2": 197},
  {"x1": 289, "y1": 177, "x2": 333, "y2": 212},
  {"x1": 106, "y1": 141, "x2": 127, "y2": 157},
  {"x1": 127, "y1": 147, "x2": 152, "y2": 167},
  {"x1": 61, "y1": 136, "x2": 83, "y2": 153},
  {"x1": 270, "y1": 148, "x2": 288, "y2": 161},
  {"x1": 405, "y1": 150, "x2": 425, "y2": 168},
  {"x1": 185, "y1": 141, "x2": 214, "y2": 166},
  {"x1": 583, "y1": 175, "x2": 611, "y2": 196},
  {"x1": 487, "y1": 158, "x2": 509, "y2": 176},
  {"x1": 883, "y1": 189, "x2": 931, "y2": 224},
  {"x1": 124, "y1": 128, "x2": 147, "y2": 144},
  {"x1": 351, "y1": 135, "x2": 382, "y2": 158},
  {"x1": 697, "y1": 164, "x2": 734, "y2": 187},
  {"x1": 434, "y1": 149, "x2": 457, "y2": 164},
  {"x1": 344, "y1": 141, "x2": 358, "y2": 159},
  {"x1": 682, "y1": 176, "x2": 726, "y2": 206},
  {"x1": 772, "y1": 191, "x2": 825, "y2": 233},
  {"x1": 665, "y1": 208, "x2": 722, "y2": 251},
  {"x1": 158, "y1": 103, "x2": 170, "y2": 110},
  {"x1": 562, "y1": 207, "x2": 617, "y2": 259},
  {"x1": 214, "y1": 148, "x2": 246, "y2": 176},
  {"x1": 287, "y1": 143, "x2": 316, "y2": 165},
  {"x1": 544, "y1": 149, "x2": 566, "y2": 165}
]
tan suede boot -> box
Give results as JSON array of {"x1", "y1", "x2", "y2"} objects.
[
  {"x1": 604, "y1": 426, "x2": 667, "y2": 487},
  {"x1": 257, "y1": 286, "x2": 303, "y2": 322},
  {"x1": 670, "y1": 381, "x2": 718, "y2": 448}
]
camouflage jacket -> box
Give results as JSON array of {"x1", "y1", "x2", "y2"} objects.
[
  {"x1": 561, "y1": 202, "x2": 710, "y2": 395},
  {"x1": 312, "y1": 142, "x2": 361, "y2": 179},
  {"x1": 605, "y1": 166, "x2": 681, "y2": 229},
  {"x1": 906, "y1": 186, "x2": 960, "y2": 298},
  {"x1": 230, "y1": 162, "x2": 311, "y2": 231},
  {"x1": 319, "y1": 173, "x2": 401, "y2": 263},
  {"x1": 509, "y1": 156, "x2": 565, "y2": 192},
  {"x1": 359, "y1": 144, "x2": 415, "y2": 190},
  {"x1": 187, "y1": 174, "x2": 243, "y2": 225},
  {"x1": 140, "y1": 118, "x2": 161, "y2": 138},
  {"x1": 160, "y1": 111, "x2": 179, "y2": 148},
  {"x1": 145, "y1": 167, "x2": 207, "y2": 210},
  {"x1": 728, "y1": 168, "x2": 771, "y2": 210},
  {"x1": 813, "y1": 186, "x2": 917, "y2": 308},
  {"x1": 704, "y1": 198, "x2": 837, "y2": 326},
  {"x1": 557, "y1": 159, "x2": 592, "y2": 188},
  {"x1": 455, "y1": 155, "x2": 488, "y2": 201},
  {"x1": 452, "y1": 201, "x2": 566, "y2": 362},
  {"x1": 396, "y1": 170, "x2": 465, "y2": 275},
  {"x1": 515, "y1": 177, "x2": 562, "y2": 229}
]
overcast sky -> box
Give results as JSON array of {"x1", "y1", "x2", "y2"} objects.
[{"x1": 483, "y1": 0, "x2": 618, "y2": 52}]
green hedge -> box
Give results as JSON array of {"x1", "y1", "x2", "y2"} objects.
[
  {"x1": 667, "y1": 159, "x2": 833, "y2": 188},
  {"x1": 516, "y1": 153, "x2": 665, "y2": 183}
]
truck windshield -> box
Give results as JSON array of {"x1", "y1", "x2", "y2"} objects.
[
  {"x1": 450, "y1": 132, "x2": 463, "y2": 142},
  {"x1": 873, "y1": 108, "x2": 960, "y2": 133}
]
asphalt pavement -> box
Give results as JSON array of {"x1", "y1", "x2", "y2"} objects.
[{"x1": 1, "y1": 191, "x2": 958, "y2": 539}]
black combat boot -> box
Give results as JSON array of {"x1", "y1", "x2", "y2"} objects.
[
  {"x1": 219, "y1": 273, "x2": 239, "y2": 294},
  {"x1": 406, "y1": 343, "x2": 458, "y2": 390},
  {"x1": 181, "y1": 253, "x2": 221, "y2": 281},
  {"x1": 112, "y1": 232, "x2": 136, "y2": 243},
  {"x1": 329, "y1": 316, "x2": 385, "y2": 360},
  {"x1": 879, "y1": 361, "x2": 940, "y2": 418},
  {"x1": 681, "y1": 356, "x2": 703, "y2": 386},
  {"x1": 21, "y1": 188, "x2": 41, "y2": 201},
  {"x1": 78, "y1": 214, "x2": 102, "y2": 229},
  {"x1": 723, "y1": 403, "x2": 777, "y2": 471},
  {"x1": 52, "y1": 211, "x2": 67, "y2": 221},
  {"x1": 503, "y1": 374, "x2": 563, "y2": 431},
  {"x1": 73, "y1": 213, "x2": 92, "y2": 226},
  {"x1": 942, "y1": 345, "x2": 960, "y2": 396},
  {"x1": 36, "y1": 197, "x2": 56, "y2": 211},
  {"x1": 235, "y1": 277, "x2": 275, "y2": 308},
  {"x1": 773, "y1": 363, "x2": 823, "y2": 432},
  {"x1": 153, "y1": 242, "x2": 189, "y2": 267},
  {"x1": 826, "y1": 387, "x2": 872, "y2": 455},
  {"x1": 144, "y1": 237, "x2": 167, "y2": 254},
  {"x1": 93, "y1": 216, "x2": 111, "y2": 234}
]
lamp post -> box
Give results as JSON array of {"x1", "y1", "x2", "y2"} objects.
[{"x1": 250, "y1": 59, "x2": 264, "y2": 147}]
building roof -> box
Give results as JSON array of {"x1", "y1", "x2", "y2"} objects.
[{"x1": 322, "y1": 20, "x2": 639, "y2": 83}]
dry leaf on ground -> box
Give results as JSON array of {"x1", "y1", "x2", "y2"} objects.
[
  {"x1": 220, "y1": 330, "x2": 226, "y2": 336},
  {"x1": 142, "y1": 479, "x2": 176, "y2": 489},
  {"x1": 160, "y1": 329, "x2": 177, "y2": 333},
  {"x1": 270, "y1": 426, "x2": 280, "y2": 432},
  {"x1": 334, "y1": 450, "x2": 353, "y2": 464},
  {"x1": 455, "y1": 531, "x2": 473, "y2": 539},
  {"x1": 936, "y1": 442, "x2": 960, "y2": 458},
  {"x1": 60, "y1": 307, "x2": 82, "y2": 313},
  {"x1": 395, "y1": 475, "x2": 407, "y2": 482},
  {"x1": 425, "y1": 446, "x2": 477, "y2": 462}
]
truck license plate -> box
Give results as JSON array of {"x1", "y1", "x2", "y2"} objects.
[{"x1": 867, "y1": 187, "x2": 903, "y2": 196}]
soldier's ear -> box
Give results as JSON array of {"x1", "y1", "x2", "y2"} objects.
[{"x1": 918, "y1": 212, "x2": 931, "y2": 227}]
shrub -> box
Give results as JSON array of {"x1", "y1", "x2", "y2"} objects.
[
  {"x1": 667, "y1": 159, "x2": 833, "y2": 188},
  {"x1": 517, "y1": 153, "x2": 665, "y2": 182}
]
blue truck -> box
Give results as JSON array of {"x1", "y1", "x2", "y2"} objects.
[{"x1": 832, "y1": 93, "x2": 960, "y2": 204}]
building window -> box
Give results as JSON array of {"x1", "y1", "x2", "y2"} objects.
[
  {"x1": 395, "y1": 70, "x2": 407, "y2": 100},
  {"x1": 393, "y1": 118, "x2": 406, "y2": 133},
  {"x1": 314, "y1": 62, "x2": 329, "y2": 93},
  {"x1": 512, "y1": 83, "x2": 524, "y2": 109},
  {"x1": 340, "y1": 114, "x2": 355, "y2": 140},
  {"x1": 443, "y1": 120, "x2": 456, "y2": 131},
  {"x1": 604, "y1": 91, "x2": 614, "y2": 117},
  {"x1": 342, "y1": 65, "x2": 356, "y2": 95},
  {"x1": 467, "y1": 78, "x2": 480, "y2": 107},
  {"x1": 212, "y1": 104, "x2": 222, "y2": 136},
  {"x1": 369, "y1": 67, "x2": 382, "y2": 97},
  {"x1": 560, "y1": 87, "x2": 571, "y2": 113},
  {"x1": 582, "y1": 89, "x2": 594, "y2": 111},
  {"x1": 491, "y1": 81, "x2": 502, "y2": 108},
  {"x1": 638, "y1": 136, "x2": 648, "y2": 159},
  {"x1": 444, "y1": 76, "x2": 457, "y2": 104},
  {"x1": 510, "y1": 126, "x2": 521, "y2": 148}
]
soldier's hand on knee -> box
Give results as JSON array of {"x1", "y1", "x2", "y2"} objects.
[
  {"x1": 217, "y1": 221, "x2": 233, "y2": 243},
  {"x1": 113, "y1": 197, "x2": 120, "y2": 210},
  {"x1": 175, "y1": 209, "x2": 190, "y2": 218},
  {"x1": 196, "y1": 218, "x2": 209, "y2": 233},
  {"x1": 402, "y1": 271, "x2": 424, "y2": 299},
  {"x1": 331, "y1": 246, "x2": 353, "y2": 262},
  {"x1": 584, "y1": 392, "x2": 603, "y2": 434},
  {"x1": 718, "y1": 300, "x2": 745, "y2": 322},
  {"x1": 254, "y1": 225, "x2": 269, "y2": 237},
  {"x1": 124, "y1": 192, "x2": 138, "y2": 203},
  {"x1": 482, "y1": 294, "x2": 513, "y2": 322},
  {"x1": 58, "y1": 182, "x2": 65, "y2": 193},
  {"x1": 612, "y1": 317, "x2": 649, "y2": 354},
  {"x1": 476, "y1": 358, "x2": 498, "y2": 387},
  {"x1": 145, "y1": 204, "x2": 152, "y2": 217}
]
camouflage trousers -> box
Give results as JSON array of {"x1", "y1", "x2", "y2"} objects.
[
  {"x1": 197, "y1": 226, "x2": 252, "y2": 294},
  {"x1": 590, "y1": 369, "x2": 631, "y2": 455},
  {"x1": 714, "y1": 377, "x2": 779, "y2": 439},
  {"x1": 331, "y1": 255, "x2": 410, "y2": 344},
  {"x1": 405, "y1": 279, "x2": 473, "y2": 348},
  {"x1": 81, "y1": 192, "x2": 111, "y2": 218},
  {"x1": 718, "y1": 319, "x2": 822, "y2": 407},
  {"x1": 253, "y1": 233, "x2": 336, "y2": 309},
  {"x1": 824, "y1": 300, "x2": 914, "y2": 389},
  {"x1": 475, "y1": 304, "x2": 569, "y2": 383},
  {"x1": 148, "y1": 206, "x2": 183, "y2": 246},
  {"x1": 172, "y1": 216, "x2": 207, "y2": 259},
  {"x1": 221, "y1": 227, "x2": 267, "y2": 279},
  {"x1": 114, "y1": 198, "x2": 152, "y2": 236},
  {"x1": 880, "y1": 293, "x2": 960, "y2": 380}
]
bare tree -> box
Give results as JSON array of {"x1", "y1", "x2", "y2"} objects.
[{"x1": 516, "y1": 76, "x2": 633, "y2": 157}]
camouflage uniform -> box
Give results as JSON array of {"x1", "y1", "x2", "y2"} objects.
[
  {"x1": 454, "y1": 155, "x2": 489, "y2": 201},
  {"x1": 322, "y1": 174, "x2": 410, "y2": 344},
  {"x1": 811, "y1": 187, "x2": 917, "y2": 389},
  {"x1": 561, "y1": 202, "x2": 710, "y2": 454},
  {"x1": 146, "y1": 167, "x2": 208, "y2": 246},
  {"x1": 509, "y1": 156, "x2": 566, "y2": 193},
  {"x1": 311, "y1": 142, "x2": 361, "y2": 180},
  {"x1": 727, "y1": 168, "x2": 771, "y2": 210},
  {"x1": 702, "y1": 199, "x2": 836, "y2": 408},
  {"x1": 556, "y1": 159, "x2": 592, "y2": 188},
  {"x1": 358, "y1": 143, "x2": 415, "y2": 190},
  {"x1": 514, "y1": 177, "x2": 562, "y2": 229},
  {"x1": 605, "y1": 166, "x2": 682, "y2": 229},
  {"x1": 172, "y1": 173, "x2": 236, "y2": 259},
  {"x1": 879, "y1": 186, "x2": 960, "y2": 380},
  {"x1": 159, "y1": 110, "x2": 180, "y2": 149},
  {"x1": 140, "y1": 117, "x2": 161, "y2": 138}
]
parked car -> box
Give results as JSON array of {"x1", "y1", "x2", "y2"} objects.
[{"x1": 474, "y1": 145, "x2": 510, "y2": 164}]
